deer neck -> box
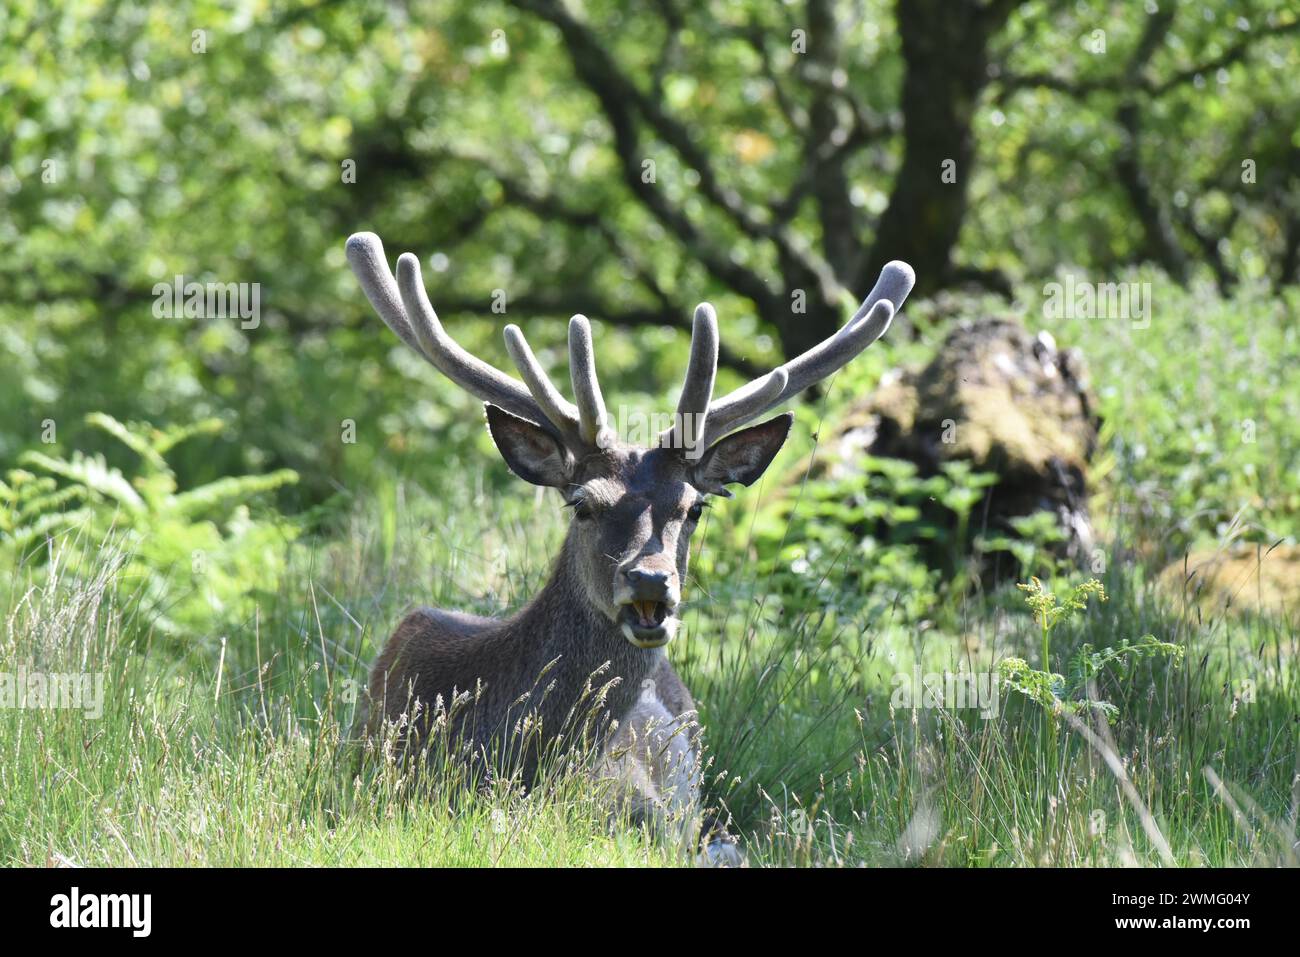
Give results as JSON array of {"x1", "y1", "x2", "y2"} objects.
[{"x1": 506, "y1": 536, "x2": 657, "y2": 727}]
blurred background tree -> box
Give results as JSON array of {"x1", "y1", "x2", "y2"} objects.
[{"x1": 1, "y1": 0, "x2": 1297, "y2": 502}]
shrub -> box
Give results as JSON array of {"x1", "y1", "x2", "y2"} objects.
[{"x1": 2, "y1": 413, "x2": 299, "y2": 640}]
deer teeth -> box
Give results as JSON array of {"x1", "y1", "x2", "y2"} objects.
[{"x1": 628, "y1": 600, "x2": 662, "y2": 626}]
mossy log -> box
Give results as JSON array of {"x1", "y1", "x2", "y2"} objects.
[{"x1": 828, "y1": 317, "x2": 1100, "y2": 576}]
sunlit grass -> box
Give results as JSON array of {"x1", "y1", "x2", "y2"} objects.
[
  {"x1": 2, "y1": 469, "x2": 1294, "y2": 866},
  {"x1": 2, "y1": 277, "x2": 1295, "y2": 867}
]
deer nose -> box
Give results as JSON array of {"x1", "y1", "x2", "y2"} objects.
[{"x1": 624, "y1": 567, "x2": 672, "y2": 600}]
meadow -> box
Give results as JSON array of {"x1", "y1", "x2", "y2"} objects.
[{"x1": 3, "y1": 274, "x2": 1295, "y2": 867}]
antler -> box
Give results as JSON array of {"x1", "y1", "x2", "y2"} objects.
[
  {"x1": 662, "y1": 303, "x2": 719, "y2": 454},
  {"x1": 349, "y1": 230, "x2": 915, "y2": 458},
  {"x1": 567, "y1": 315, "x2": 613, "y2": 447},
  {"x1": 661, "y1": 260, "x2": 916, "y2": 450},
  {"x1": 346, "y1": 231, "x2": 594, "y2": 448}
]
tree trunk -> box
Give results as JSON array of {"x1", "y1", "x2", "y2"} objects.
[{"x1": 861, "y1": 0, "x2": 1009, "y2": 297}]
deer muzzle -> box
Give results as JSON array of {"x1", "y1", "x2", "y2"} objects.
[{"x1": 616, "y1": 567, "x2": 680, "y2": 648}]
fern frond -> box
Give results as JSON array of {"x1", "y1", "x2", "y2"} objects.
[
  {"x1": 17, "y1": 485, "x2": 86, "y2": 522},
  {"x1": 85, "y1": 412, "x2": 170, "y2": 474},
  {"x1": 171, "y1": 469, "x2": 298, "y2": 518},
  {"x1": 20, "y1": 450, "x2": 146, "y2": 513},
  {"x1": 4, "y1": 507, "x2": 95, "y2": 548},
  {"x1": 0, "y1": 469, "x2": 46, "y2": 502},
  {"x1": 153, "y1": 418, "x2": 226, "y2": 456}
]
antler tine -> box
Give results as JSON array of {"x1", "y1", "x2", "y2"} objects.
[
  {"x1": 704, "y1": 299, "x2": 895, "y2": 444},
  {"x1": 698, "y1": 368, "x2": 788, "y2": 447},
  {"x1": 661, "y1": 303, "x2": 718, "y2": 454},
  {"x1": 702, "y1": 260, "x2": 915, "y2": 444},
  {"x1": 387, "y1": 248, "x2": 567, "y2": 433},
  {"x1": 348, "y1": 232, "x2": 559, "y2": 431},
  {"x1": 568, "y1": 315, "x2": 612, "y2": 447},
  {"x1": 345, "y1": 232, "x2": 427, "y2": 357},
  {"x1": 503, "y1": 324, "x2": 584, "y2": 446}
]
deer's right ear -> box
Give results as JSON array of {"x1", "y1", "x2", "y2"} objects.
[{"x1": 484, "y1": 404, "x2": 575, "y2": 488}]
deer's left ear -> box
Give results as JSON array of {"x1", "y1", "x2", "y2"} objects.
[{"x1": 691, "y1": 413, "x2": 793, "y2": 495}]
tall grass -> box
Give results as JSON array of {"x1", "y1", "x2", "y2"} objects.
[
  {"x1": 2, "y1": 468, "x2": 1294, "y2": 866},
  {"x1": 3, "y1": 277, "x2": 1294, "y2": 866},
  {"x1": 0, "y1": 520, "x2": 675, "y2": 867}
]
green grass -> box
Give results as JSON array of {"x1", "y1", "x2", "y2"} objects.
[
  {"x1": 1, "y1": 275, "x2": 1296, "y2": 867},
  {"x1": 2, "y1": 476, "x2": 1294, "y2": 867},
  {"x1": 0, "y1": 533, "x2": 676, "y2": 867}
]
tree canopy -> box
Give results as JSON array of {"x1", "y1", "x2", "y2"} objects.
[{"x1": 3, "y1": 0, "x2": 1297, "y2": 493}]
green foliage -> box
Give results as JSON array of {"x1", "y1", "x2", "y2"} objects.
[
  {"x1": 1052, "y1": 277, "x2": 1300, "y2": 559},
  {"x1": 3, "y1": 1, "x2": 1296, "y2": 503},
  {"x1": 0, "y1": 471, "x2": 91, "y2": 545},
  {"x1": 1016, "y1": 575, "x2": 1106, "y2": 636},
  {"x1": 730, "y1": 454, "x2": 999, "y2": 625},
  {"x1": 3, "y1": 413, "x2": 299, "y2": 640},
  {"x1": 0, "y1": 0, "x2": 1296, "y2": 869},
  {"x1": 976, "y1": 511, "x2": 1068, "y2": 580},
  {"x1": 1001, "y1": 578, "x2": 1182, "y2": 719},
  {"x1": 3, "y1": 488, "x2": 1292, "y2": 867},
  {"x1": 999, "y1": 636, "x2": 1184, "y2": 720}
]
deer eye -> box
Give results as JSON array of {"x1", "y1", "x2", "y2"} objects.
[
  {"x1": 687, "y1": 500, "x2": 708, "y2": 522},
  {"x1": 569, "y1": 498, "x2": 594, "y2": 521}
]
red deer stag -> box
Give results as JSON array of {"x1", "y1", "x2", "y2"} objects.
[{"x1": 345, "y1": 231, "x2": 914, "y2": 863}]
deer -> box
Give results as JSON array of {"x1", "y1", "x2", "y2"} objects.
[{"x1": 343, "y1": 230, "x2": 915, "y2": 864}]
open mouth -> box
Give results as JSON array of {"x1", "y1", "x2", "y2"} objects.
[{"x1": 618, "y1": 600, "x2": 675, "y2": 648}]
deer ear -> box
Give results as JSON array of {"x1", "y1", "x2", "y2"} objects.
[
  {"x1": 484, "y1": 404, "x2": 574, "y2": 488},
  {"x1": 692, "y1": 413, "x2": 792, "y2": 495}
]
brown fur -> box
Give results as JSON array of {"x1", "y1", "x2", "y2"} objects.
[
  {"x1": 360, "y1": 544, "x2": 667, "y2": 784},
  {"x1": 354, "y1": 444, "x2": 701, "y2": 776},
  {"x1": 352, "y1": 425, "x2": 788, "y2": 860}
]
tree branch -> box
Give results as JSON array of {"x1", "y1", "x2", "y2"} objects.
[
  {"x1": 799, "y1": 0, "x2": 862, "y2": 280},
  {"x1": 996, "y1": 15, "x2": 1300, "y2": 101},
  {"x1": 1149, "y1": 18, "x2": 1300, "y2": 95},
  {"x1": 734, "y1": 21, "x2": 808, "y2": 133},
  {"x1": 508, "y1": 0, "x2": 843, "y2": 303}
]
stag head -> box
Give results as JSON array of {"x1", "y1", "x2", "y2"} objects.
[{"x1": 346, "y1": 232, "x2": 914, "y2": 649}]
